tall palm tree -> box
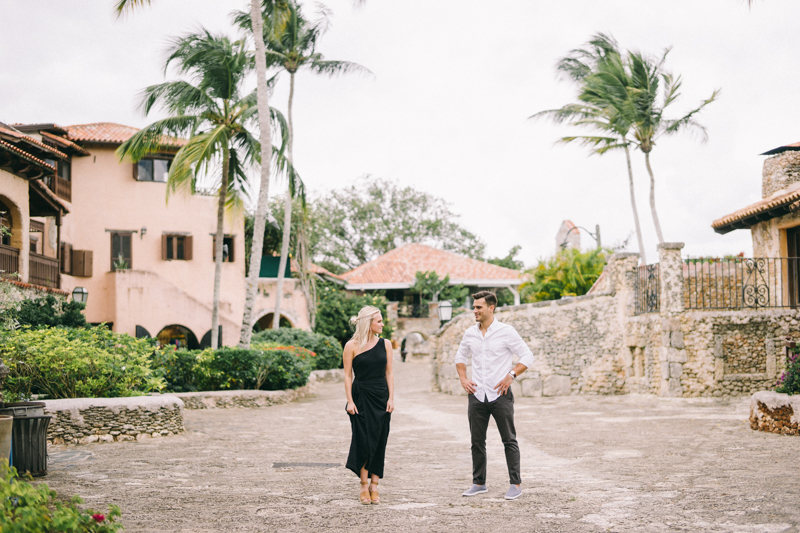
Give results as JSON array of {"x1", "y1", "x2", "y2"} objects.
[
  {"x1": 116, "y1": 30, "x2": 290, "y2": 349},
  {"x1": 235, "y1": 1, "x2": 369, "y2": 329},
  {"x1": 623, "y1": 49, "x2": 719, "y2": 244},
  {"x1": 532, "y1": 34, "x2": 649, "y2": 264},
  {"x1": 114, "y1": 0, "x2": 288, "y2": 349}
]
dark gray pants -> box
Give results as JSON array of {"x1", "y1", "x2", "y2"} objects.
[{"x1": 468, "y1": 391, "x2": 521, "y2": 485}]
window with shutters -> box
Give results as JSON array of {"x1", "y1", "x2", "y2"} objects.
[
  {"x1": 162, "y1": 234, "x2": 193, "y2": 261},
  {"x1": 110, "y1": 232, "x2": 132, "y2": 271},
  {"x1": 212, "y1": 235, "x2": 235, "y2": 263}
]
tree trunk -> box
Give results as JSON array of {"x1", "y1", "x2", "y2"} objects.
[
  {"x1": 272, "y1": 71, "x2": 295, "y2": 330},
  {"x1": 296, "y1": 214, "x2": 316, "y2": 329},
  {"x1": 624, "y1": 144, "x2": 647, "y2": 265},
  {"x1": 211, "y1": 142, "x2": 231, "y2": 349},
  {"x1": 239, "y1": 0, "x2": 274, "y2": 348},
  {"x1": 644, "y1": 151, "x2": 665, "y2": 244}
]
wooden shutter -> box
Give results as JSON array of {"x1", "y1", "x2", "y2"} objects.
[
  {"x1": 72, "y1": 250, "x2": 93, "y2": 277},
  {"x1": 132, "y1": 162, "x2": 138, "y2": 181},
  {"x1": 185, "y1": 235, "x2": 193, "y2": 260},
  {"x1": 227, "y1": 236, "x2": 234, "y2": 262},
  {"x1": 60, "y1": 242, "x2": 72, "y2": 274},
  {"x1": 161, "y1": 234, "x2": 168, "y2": 260}
]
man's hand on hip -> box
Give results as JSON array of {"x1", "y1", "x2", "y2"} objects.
[
  {"x1": 460, "y1": 376, "x2": 477, "y2": 394},
  {"x1": 494, "y1": 374, "x2": 514, "y2": 395}
]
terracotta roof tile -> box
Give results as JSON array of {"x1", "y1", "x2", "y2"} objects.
[
  {"x1": 0, "y1": 125, "x2": 68, "y2": 159},
  {"x1": 341, "y1": 244, "x2": 521, "y2": 288},
  {"x1": 66, "y1": 122, "x2": 186, "y2": 147},
  {"x1": 39, "y1": 131, "x2": 91, "y2": 156},
  {"x1": 0, "y1": 139, "x2": 56, "y2": 173},
  {"x1": 712, "y1": 185, "x2": 800, "y2": 234}
]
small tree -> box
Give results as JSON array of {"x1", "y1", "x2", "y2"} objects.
[
  {"x1": 314, "y1": 283, "x2": 393, "y2": 346},
  {"x1": 409, "y1": 271, "x2": 468, "y2": 307},
  {"x1": 520, "y1": 248, "x2": 608, "y2": 303}
]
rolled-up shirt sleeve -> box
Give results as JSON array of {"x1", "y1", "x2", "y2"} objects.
[
  {"x1": 508, "y1": 328, "x2": 535, "y2": 369},
  {"x1": 454, "y1": 333, "x2": 471, "y2": 366}
]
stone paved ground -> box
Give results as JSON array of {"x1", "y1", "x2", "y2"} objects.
[{"x1": 42, "y1": 359, "x2": 800, "y2": 533}]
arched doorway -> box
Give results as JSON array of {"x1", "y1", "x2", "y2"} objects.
[
  {"x1": 400, "y1": 332, "x2": 427, "y2": 362},
  {"x1": 253, "y1": 313, "x2": 293, "y2": 332},
  {"x1": 156, "y1": 324, "x2": 199, "y2": 350},
  {"x1": 0, "y1": 199, "x2": 12, "y2": 246}
]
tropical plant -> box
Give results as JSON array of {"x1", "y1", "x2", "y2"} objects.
[
  {"x1": 235, "y1": 1, "x2": 369, "y2": 330},
  {"x1": 315, "y1": 282, "x2": 393, "y2": 346},
  {"x1": 252, "y1": 326, "x2": 342, "y2": 370},
  {"x1": 488, "y1": 245, "x2": 525, "y2": 270},
  {"x1": 1, "y1": 461, "x2": 123, "y2": 532},
  {"x1": 113, "y1": 0, "x2": 285, "y2": 352},
  {"x1": 116, "y1": 29, "x2": 292, "y2": 350},
  {"x1": 623, "y1": 48, "x2": 719, "y2": 244},
  {"x1": 2, "y1": 294, "x2": 87, "y2": 330},
  {"x1": 409, "y1": 271, "x2": 469, "y2": 307},
  {"x1": 0, "y1": 327, "x2": 166, "y2": 401},
  {"x1": 520, "y1": 248, "x2": 609, "y2": 303},
  {"x1": 531, "y1": 33, "x2": 648, "y2": 264}
]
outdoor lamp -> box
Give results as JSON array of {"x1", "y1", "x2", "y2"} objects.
[
  {"x1": 72, "y1": 286, "x2": 89, "y2": 305},
  {"x1": 437, "y1": 300, "x2": 453, "y2": 322}
]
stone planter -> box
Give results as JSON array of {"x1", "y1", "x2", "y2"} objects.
[{"x1": 750, "y1": 391, "x2": 800, "y2": 435}]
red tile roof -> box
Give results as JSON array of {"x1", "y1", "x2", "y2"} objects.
[
  {"x1": 0, "y1": 125, "x2": 68, "y2": 159},
  {"x1": 66, "y1": 122, "x2": 186, "y2": 147},
  {"x1": 341, "y1": 243, "x2": 521, "y2": 288},
  {"x1": 712, "y1": 185, "x2": 800, "y2": 234},
  {"x1": 761, "y1": 142, "x2": 800, "y2": 156},
  {"x1": 0, "y1": 138, "x2": 56, "y2": 173},
  {"x1": 39, "y1": 131, "x2": 91, "y2": 156}
]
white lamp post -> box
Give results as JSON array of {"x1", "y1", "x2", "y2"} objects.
[
  {"x1": 437, "y1": 300, "x2": 453, "y2": 322},
  {"x1": 72, "y1": 286, "x2": 88, "y2": 305}
]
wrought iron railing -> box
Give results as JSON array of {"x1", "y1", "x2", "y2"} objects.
[
  {"x1": 683, "y1": 257, "x2": 800, "y2": 309},
  {"x1": 29, "y1": 253, "x2": 60, "y2": 288},
  {"x1": 0, "y1": 243, "x2": 19, "y2": 277},
  {"x1": 634, "y1": 263, "x2": 660, "y2": 315}
]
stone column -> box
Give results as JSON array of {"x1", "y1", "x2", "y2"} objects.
[{"x1": 658, "y1": 242, "x2": 686, "y2": 397}]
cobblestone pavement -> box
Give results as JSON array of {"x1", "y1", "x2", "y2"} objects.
[{"x1": 43, "y1": 359, "x2": 800, "y2": 532}]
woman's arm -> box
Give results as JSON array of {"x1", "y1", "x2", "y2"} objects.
[
  {"x1": 343, "y1": 341, "x2": 358, "y2": 415},
  {"x1": 385, "y1": 339, "x2": 395, "y2": 413}
]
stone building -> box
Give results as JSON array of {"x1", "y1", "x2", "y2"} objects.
[{"x1": 555, "y1": 220, "x2": 581, "y2": 255}]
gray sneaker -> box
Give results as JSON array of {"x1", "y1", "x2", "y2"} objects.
[
  {"x1": 462, "y1": 484, "x2": 488, "y2": 497},
  {"x1": 504, "y1": 485, "x2": 522, "y2": 500}
]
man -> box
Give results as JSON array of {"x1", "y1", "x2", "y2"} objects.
[{"x1": 455, "y1": 291, "x2": 534, "y2": 501}]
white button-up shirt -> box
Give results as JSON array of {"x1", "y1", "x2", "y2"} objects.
[{"x1": 454, "y1": 319, "x2": 535, "y2": 403}]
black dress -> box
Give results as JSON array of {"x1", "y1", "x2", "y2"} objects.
[{"x1": 346, "y1": 339, "x2": 391, "y2": 478}]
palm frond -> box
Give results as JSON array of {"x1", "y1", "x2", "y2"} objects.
[
  {"x1": 114, "y1": 0, "x2": 152, "y2": 17},
  {"x1": 116, "y1": 115, "x2": 199, "y2": 163},
  {"x1": 308, "y1": 59, "x2": 372, "y2": 77}
]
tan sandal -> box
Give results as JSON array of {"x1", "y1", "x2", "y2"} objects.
[
  {"x1": 359, "y1": 482, "x2": 371, "y2": 505},
  {"x1": 369, "y1": 482, "x2": 380, "y2": 504}
]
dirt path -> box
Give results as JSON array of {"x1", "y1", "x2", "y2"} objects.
[{"x1": 42, "y1": 359, "x2": 800, "y2": 532}]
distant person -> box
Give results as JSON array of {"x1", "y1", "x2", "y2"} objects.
[
  {"x1": 343, "y1": 306, "x2": 395, "y2": 504},
  {"x1": 400, "y1": 338, "x2": 408, "y2": 362},
  {"x1": 455, "y1": 291, "x2": 534, "y2": 501}
]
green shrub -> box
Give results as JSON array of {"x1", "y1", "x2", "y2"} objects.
[
  {"x1": 0, "y1": 327, "x2": 165, "y2": 401},
  {"x1": 520, "y1": 248, "x2": 609, "y2": 303},
  {"x1": 154, "y1": 347, "x2": 312, "y2": 392},
  {"x1": 0, "y1": 460, "x2": 122, "y2": 532},
  {"x1": 777, "y1": 348, "x2": 800, "y2": 395},
  {"x1": 315, "y1": 283, "x2": 394, "y2": 347},
  {"x1": 251, "y1": 328, "x2": 343, "y2": 370},
  {"x1": 1, "y1": 294, "x2": 88, "y2": 330}
]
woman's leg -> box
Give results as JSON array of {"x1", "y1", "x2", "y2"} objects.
[
  {"x1": 369, "y1": 473, "x2": 380, "y2": 503},
  {"x1": 359, "y1": 464, "x2": 371, "y2": 504}
]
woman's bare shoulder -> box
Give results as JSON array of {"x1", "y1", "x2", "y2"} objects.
[
  {"x1": 343, "y1": 339, "x2": 355, "y2": 352},
  {"x1": 383, "y1": 338, "x2": 392, "y2": 349}
]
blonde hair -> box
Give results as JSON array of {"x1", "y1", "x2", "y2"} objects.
[{"x1": 349, "y1": 305, "x2": 381, "y2": 349}]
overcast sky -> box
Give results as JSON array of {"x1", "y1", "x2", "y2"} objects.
[{"x1": 3, "y1": 0, "x2": 800, "y2": 267}]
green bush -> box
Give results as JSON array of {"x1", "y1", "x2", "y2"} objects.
[
  {"x1": 315, "y1": 283, "x2": 394, "y2": 347},
  {"x1": 777, "y1": 348, "x2": 800, "y2": 395},
  {"x1": 0, "y1": 327, "x2": 165, "y2": 401},
  {"x1": 0, "y1": 460, "x2": 122, "y2": 532},
  {"x1": 1, "y1": 294, "x2": 88, "y2": 330},
  {"x1": 520, "y1": 248, "x2": 609, "y2": 303},
  {"x1": 154, "y1": 346, "x2": 312, "y2": 392},
  {"x1": 251, "y1": 328, "x2": 343, "y2": 370}
]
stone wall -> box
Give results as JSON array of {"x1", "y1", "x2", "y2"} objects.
[
  {"x1": 44, "y1": 395, "x2": 184, "y2": 445},
  {"x1": 431, "y1": 245, "x2": 798, "y2": 399},
  {"x1": 762, "y1": 150, "x2": 800, "y2": 199},
  {"x1": 750, "y1": 391, "x2": 800, "y2": 435}
]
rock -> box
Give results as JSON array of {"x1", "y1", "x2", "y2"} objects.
[
  {"x1": 522, "y1": 378, "x2": 543, "y2": 397},
  {"x1": 543, "y1": 375, "x2": 572, "y2": 397}
]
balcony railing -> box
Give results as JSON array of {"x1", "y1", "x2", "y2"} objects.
[
  {"x1": 0, "y1": 244, "x2": 19, "y2": 277},
  {"x1": 29, "y1": 252, "x2": 60, "y2": 289},
  {"x1": 684, "y1": 257, "x2": 799, "y2": 309},
  {"x1": 44, "y1": 174, "x2": 72, "y2": 203}
]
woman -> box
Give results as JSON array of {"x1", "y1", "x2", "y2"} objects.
[{"x1": 343, "y1": 306, "x2": 394, "y2": 505}]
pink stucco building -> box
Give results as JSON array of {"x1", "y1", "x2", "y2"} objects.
[{"x1": 1, "y1": 122, "x2": 310, "y2": 346}]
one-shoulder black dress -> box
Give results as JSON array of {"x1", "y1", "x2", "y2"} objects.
[{"x1": 346, "y1": 339, "x2": 391, "y2": 478}]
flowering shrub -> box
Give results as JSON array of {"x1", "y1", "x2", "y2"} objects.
[
  {"x1": 0, "y1": 327, "x2": 166, "y2": 401},
  {"x1": 776, "y1": 348, "x2": 800, "y2": 395},
  {"x1": 0, "y1": 460, "x2": 123, "y2": 532}
]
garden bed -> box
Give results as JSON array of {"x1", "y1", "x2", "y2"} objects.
[{"x1": 749, "y1": 391, "x2": 800, "y2": 435}]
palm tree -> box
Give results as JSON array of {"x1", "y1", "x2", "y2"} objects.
[
  {"x1": 235, "y1": 1, "x2": 369, "y2": 330},
  {"x1": 532, "y1": 33, "x2": 649, "y2": 264},
  {"x1": 114, "y1": 0, "x2": 287, "y2": 349},
  {"x1": 623, "y1": 49, "x2": 719, "y2": 244},
  {"x1": 116, "y1": 30, "x2": 290, "y2": 349}
]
